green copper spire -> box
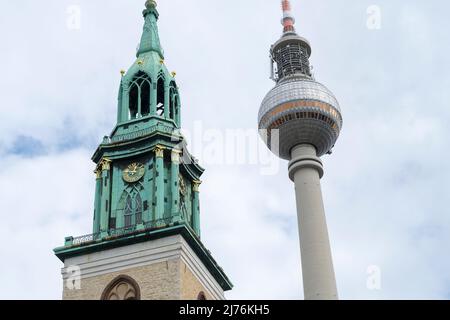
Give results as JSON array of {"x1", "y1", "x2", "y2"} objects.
[
  {"x1": 115, "y1": 0, "x2": 180, "y2": 128},
  {"x1": 84, "y1": 0, "x2": 201, "y2": 240},
  {"x1": 54, "y1": 1, "x2": 233, "y2": 294},
  {"x1": 137, "y1": 0, "x2": 164, "y2": 58}
]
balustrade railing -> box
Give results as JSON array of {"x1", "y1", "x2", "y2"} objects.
[
  {"x1": 68, "y1": 217, "x2": 177, "y2": 247},
  {"x1": 71, "y1": 233, "x2": 101, "y2": 246}
]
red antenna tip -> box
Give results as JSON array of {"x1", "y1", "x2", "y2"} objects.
[{"x1": 281, "y1": 0, "x2": 296, "y2": 33}]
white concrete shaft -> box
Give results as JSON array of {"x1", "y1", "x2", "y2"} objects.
[{"x1": 288, "y1": 144, "x2": 338, "y2": 300}]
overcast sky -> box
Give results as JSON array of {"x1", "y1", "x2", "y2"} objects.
[{"x1": 1, "y1": 0, "x2": 450, "y2": 300}]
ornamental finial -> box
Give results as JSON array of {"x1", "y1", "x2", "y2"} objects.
[
  {"x1": 281, "y1": 0, "x2": 296, "y2": 34},
  {"x1": 145, "y1": 0, "x2": 157, "y2": 9}
]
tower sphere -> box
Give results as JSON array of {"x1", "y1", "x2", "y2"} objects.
[{"x1": 258, "y1": 75, "x2": 342, "y2": 160}]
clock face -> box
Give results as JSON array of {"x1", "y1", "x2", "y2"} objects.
[{"x1": 123, "y1": 162, "x2": 145, "y2": 183}]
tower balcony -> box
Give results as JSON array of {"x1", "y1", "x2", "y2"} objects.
[{"x1": 64, "y1": 217, "x2": 184, "y2": 248}]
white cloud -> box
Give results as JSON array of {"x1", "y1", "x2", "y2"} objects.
[{"x1": 0, "y1": 149, "x2": 94, "y2": 299}]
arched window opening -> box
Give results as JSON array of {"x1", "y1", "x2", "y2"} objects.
[
  {"x1": 135, "y1": 193, "x2": 143, "y2": 225},
  {"x1": 197, "y1": 292, "x2": 207, "y2": 300},
  {"x1": 101, "y1": 275, "x2": 141, "y2": 300},
  {"x1": 169, "y1": 84, "x2": 176, "y2": 120},
  {"x1": 140, "y1": 80, "x2": 150, "y2": 116},
  {"x1": 129, "y1": 85, "x2": 139, "y2": 119},
  {"x1": 156, "y1": 77, "x2": 165, "y2": 116},
  {"x1": 174, "y1": 95, "x2": 180, "y2": 123},
  {"x1": 129, "y1": 72, "x2": 151, "y2": 120},
  {"x1": 119, "y1": 187, "x2": 144, "y2": 229},
  {"x1": 124, "y1": 195, "x2": 133, "y2": 228}
]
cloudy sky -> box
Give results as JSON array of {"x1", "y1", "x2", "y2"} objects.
[{"x1": 1, "y1": 0, "x2": 450, "y2": 300}]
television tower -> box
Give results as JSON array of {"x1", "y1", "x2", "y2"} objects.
[{"x1": 258, "y1": 0, "x2": 343, "y2": 300}]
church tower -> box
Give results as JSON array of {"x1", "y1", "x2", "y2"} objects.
[{"x1": 54, "y1": 0, "x2": 232, "y2": 300}]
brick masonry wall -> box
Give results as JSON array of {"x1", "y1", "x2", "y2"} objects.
[
  {"x1": 180, "y1": 260, "x2": 213, "y2": 300},
  {"x1": 63, "y1": 258, "x2": 212, "y2": 300}
]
